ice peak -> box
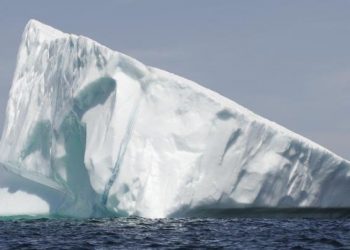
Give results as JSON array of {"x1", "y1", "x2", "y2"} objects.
[
  {"x1": 24, "y1": 19, "x2": 65, "y2": 41},
  {"x1": 26, "y1": 19, "x2": 45, "y2": 29}
]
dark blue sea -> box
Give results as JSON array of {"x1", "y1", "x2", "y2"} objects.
[{"x1": 0, "y1": 217, "x2": 350, "y2": 249}]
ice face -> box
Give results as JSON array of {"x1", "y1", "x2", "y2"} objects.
[
  {"x1": 0, "y1": 19, "x2": 349, "y2": 218},
  {"x1": 73, "y1": 77, "x2": 116, "y2": 119}
]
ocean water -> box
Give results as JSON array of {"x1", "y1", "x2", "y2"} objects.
[{"x1": 0, "y1": 217, "x2": 349, "y2": 249}]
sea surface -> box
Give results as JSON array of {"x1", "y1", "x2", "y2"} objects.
[{"x1": 0, "y1": 217, "x2": 350, "y2": 249}]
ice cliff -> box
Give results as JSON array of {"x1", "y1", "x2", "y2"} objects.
[{"x1": 0, "y1": 20, "x2": 349, "y2": 218}]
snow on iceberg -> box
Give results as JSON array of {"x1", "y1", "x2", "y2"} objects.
[{"x1": 0, "y1": 19, "x2": 349, "y2": 218}]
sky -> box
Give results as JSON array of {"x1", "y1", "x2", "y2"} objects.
[{"x1": 0, "y1": 0, "x2": 349, "y2": 159}]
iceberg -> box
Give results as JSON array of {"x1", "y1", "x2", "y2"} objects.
[{"x1": 0, "y1": 20, "x2": 349, "y2": 218}]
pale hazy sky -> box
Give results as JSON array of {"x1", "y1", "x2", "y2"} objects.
[{"x1": 0, "y1": 0, "x2": 349, "y2": 159}]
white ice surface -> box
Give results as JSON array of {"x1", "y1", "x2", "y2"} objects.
[
  {"x1": 0, "y1": 188, "x2": 49, "y2": 216},
  {"x1": 0, "y1": 19, "x2": 349, "y2": 218}
]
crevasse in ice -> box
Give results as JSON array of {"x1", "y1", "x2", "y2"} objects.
[{"x1": 0, "y1": 20, "x2": 349, "y2": 218}]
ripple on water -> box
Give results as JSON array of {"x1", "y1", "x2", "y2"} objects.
[{"x1": 0, "y1": 217, "x2": 349, "y2": 249}]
